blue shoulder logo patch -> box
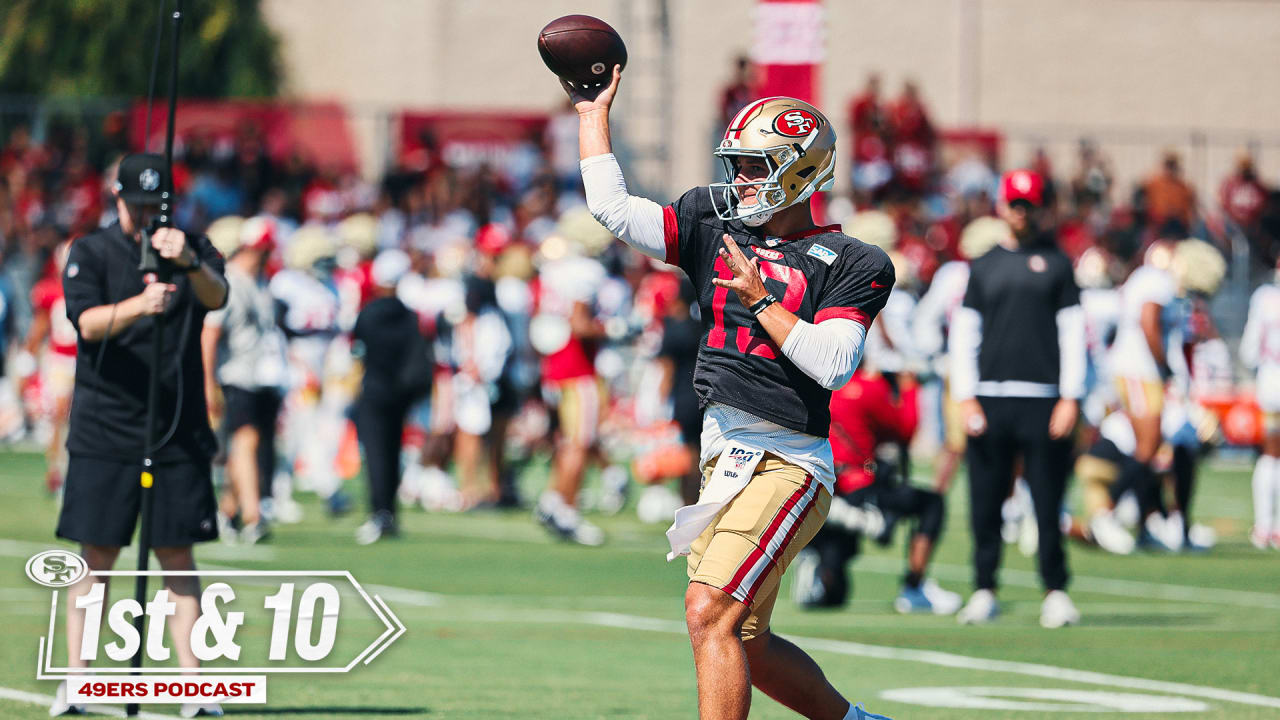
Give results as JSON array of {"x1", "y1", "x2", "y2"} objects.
[{"x1": 806, "y1": 243, "x2": 837, "y2": 266}]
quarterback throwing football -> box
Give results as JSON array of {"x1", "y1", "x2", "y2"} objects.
[{"x1": 568, "y1": 66, "x2": 893, "y2": 720}]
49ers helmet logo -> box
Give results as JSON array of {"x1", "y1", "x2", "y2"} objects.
[{"x1": 773, "y1": 109, "x2": 818, "y2": 138}]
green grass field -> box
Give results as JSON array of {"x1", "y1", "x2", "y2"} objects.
[{"x1": 1, "y1": 448, "x2": 1279, "y2": 719}]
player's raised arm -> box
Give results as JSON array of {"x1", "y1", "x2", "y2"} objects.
[
  {"x1": 562, "y1": 65, "x2": 621, "y2": 160},
  {"x1": 561, "y1": 66, "x2": 671, "y2": 263}
]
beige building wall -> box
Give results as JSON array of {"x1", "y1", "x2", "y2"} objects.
[{"x1": 263, "y1": 0, "x2": 1280, "y2": 198}]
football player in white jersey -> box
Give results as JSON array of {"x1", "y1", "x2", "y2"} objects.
[
  {"x1": 864, "y1": 250, "x2": 918, "y2": 375},
  {"x1": 1074, "y1": 247, "x2": 1122, "y2": 429},
  {"x1": 910, "y1": 216, "x2": 1007, "y2": 492},
  {"x1": 531, "y1": 241, "x2": 610, "y2": 545},
  {"x1": 1242, "y1": 259, "x2": 1280, "y2": 548},
  {"x1": 270, "y1": 224, "x2": 349, "y2": 516},
  {"x1": 1158, "y1": 239, "x2": 1228, "y2": 551},
  {"x1": 1109, "y1": 241, "x2": 1181, "y2": 524}
]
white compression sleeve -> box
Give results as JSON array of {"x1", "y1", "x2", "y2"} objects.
[
  {"x1": 949, "y1": 306, "x2": 982, "y2": 401},
  {"x1": 1240, "y1": 293, "x2": 1263, "y2": 370},
  {"x1": 1056, "y1": 304, "x2": 1086, "y2": 400},
  {"x1": 779, "y1": 318, "x2": 867, "y2": 391},
  {"x1": 580, "y1": 153, "x2": 668, "y2": 261}
]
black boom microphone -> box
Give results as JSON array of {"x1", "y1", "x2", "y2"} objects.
[{"x1": 128, "y1": 0, "x2": 182, "y2": 716}]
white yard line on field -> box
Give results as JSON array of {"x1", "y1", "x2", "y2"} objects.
[
  {"x1": 852, "y1": 555, "x2": 1280, "y2": 610},
  {"x1": 384, "y1": 521, "x2": 1280, "y2": 611},
  {"x1": 425, "y1": 604, "x2": 1280, "y2": 710},
  {"x1": 4, "y1": 530, "x2": 1279, "y2": 612}
]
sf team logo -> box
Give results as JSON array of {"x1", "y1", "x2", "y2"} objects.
[
  {"x1": 773, "y1": 109, "x2": 818, "y2": 138},
  {"x1": 1028, "y1": 255, "x2": 1047, "y2": 273},
  {"x1": 139, "y1": 168, "x2": 161, "y2": 192},
  {"x1": 752, "y1": 247, "x2": 784, "y2": 261},
  {"x1": 26, "y1": 550, "x2": 88, "y2": 588},
  {"x1": 1009, "y1": 170, "x2": 1034, "y2": 194}
]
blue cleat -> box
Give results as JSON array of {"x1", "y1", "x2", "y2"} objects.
[
  {"x1": 326, "y1": 489, "x2": 353, "y2": 517},
  {"x1": 851, "y1": 702, "x2": 894, "y2": 719},
  {"x1": 893, "y1": 585, "x2": 932, "y2": 614}
]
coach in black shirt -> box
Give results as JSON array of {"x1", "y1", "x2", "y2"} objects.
[
  {"x1": 51, "y1": 154, "x2": 228, "y2": 709},
  {"x1": 950, "y1": 169, "x2": 1086, "y2": 630}
]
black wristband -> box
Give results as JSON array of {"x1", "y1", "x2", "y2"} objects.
[
  {"x1": 749, "y1": 293, "x2": 777, "y2": 316},
  {"x1": 183, "y1": 250, "x2": 202, "y2": 273}
]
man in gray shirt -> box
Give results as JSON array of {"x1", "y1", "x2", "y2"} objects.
[{"x1": 202, "y1": 217, "x2": 288, "y2": 544}]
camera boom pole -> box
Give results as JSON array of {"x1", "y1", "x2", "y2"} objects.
[{"x1": 129, "y1": 0, "x2": 182, "y2": 716}]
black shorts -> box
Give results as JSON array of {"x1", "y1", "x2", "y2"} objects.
[
  {"x1": 222, "y1": 385, "x2": 282, "y2": 434},
  {"x1": 56, "y1": 455, "x2": 219, "y2": 548}
]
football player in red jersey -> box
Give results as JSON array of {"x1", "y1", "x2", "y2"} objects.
[
  {"x1": 23, "y1": 240, "x2": 78, "y2": 494},
  {"x1": 566, "y1": 67, "x2": 894, "y2": 720}
]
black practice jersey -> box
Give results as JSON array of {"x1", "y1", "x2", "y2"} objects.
[
  {"x1": 962, "y1": 243, "x2": 1080, "y2": 388},
  {"x1": 63, "y1": 223, "x2": 227, "y2": 462},
  {"x1": 660, "y1": 187, "x2": 894, "y2": 436}
]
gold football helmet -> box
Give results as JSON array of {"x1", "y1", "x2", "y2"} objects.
[{"x1": 710, "y1": 97, "x2": 837, "y2": 227}]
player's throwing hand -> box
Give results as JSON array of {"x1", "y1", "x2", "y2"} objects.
[
  {"x1": 711, "y1": 233, "x2": 769, "y2": 306},
  {"x1": 561, "y1": 65, "x2": 622, "y2": 116}
]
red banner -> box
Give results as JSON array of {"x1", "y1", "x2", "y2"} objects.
[
  {"x1": 753, "y1": 0, "x2": 825, "y2": 217},
  {"x1": 398, "y1": 111, "x2": 549, "y2": 176},
  {"x1": 129, "y1": 100, "x2": 358, "y2": 171}
]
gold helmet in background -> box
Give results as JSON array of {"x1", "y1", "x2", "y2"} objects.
[
  {"x1": 710, "y1": 97, "x2": 836, "y2": 227},
  {"x1": 958, "y1": 216, "x2": 1012, "y2": 260},
  {"x1": 1171, "y1": 238, "x2": 1227, "y2": 297},
  {"x1": 845, "y1": 209, "x2": 897, "y2": 250}
]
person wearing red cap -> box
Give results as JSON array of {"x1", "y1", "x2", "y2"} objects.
[
  {"x1": 950, "y1": 169, "x2": 1087, "y2": 629},
  {"x1": 202, "y1": 217, "x2": 287, "y2": 545}
]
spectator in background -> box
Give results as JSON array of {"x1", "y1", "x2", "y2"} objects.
[
  {"x1": 186, "y1": 162, "x2": 245, "y2": 230},
  {"x1": 1220, "y1": 151, "x2": 1267, "y2": 232},
  {"x1": 0, "y1": 124, "x2": 47, "y2": 174},
  {"x1": 547, "y1": 98, "x2": 583, "y2": 193},
  {"x1": 719, "y1": 55, "x2": 756, "y2": 128},
  {"x1": 352, "y1": 249, "x2": 430, "y2": 544},
  {"x1": 1220, "y1": 150, "x2": 1272, "y2": 276},
  {"x1": 944, "y1": 147, "x2": 997, "y2": 202},
  {"x1": 1142, "y1": 150, "x2": 1196, "y2": 231},
  {"x1": 231, "y1": 122, "x2": 274, "y2": 210},
  {"x1": 848, "y1": 74, "x2": 893, "y2": 200},
  {"x1": 888, "y1": 80, "x2": 936, "y2": 197},
  {"x1": 1070, "y1": 139, "x2": 1112, "y2": 216},
  {"x1": 1029, "y1": 148, "x2": 1058, "y2": 213}
]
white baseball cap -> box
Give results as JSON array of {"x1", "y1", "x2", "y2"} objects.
[{"x1": 371, "y1": 249, "x2": 411, "y2": 288}]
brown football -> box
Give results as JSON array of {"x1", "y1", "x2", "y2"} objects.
[{"x1": 537, "y1": 14, "x2": 627, "y2": 90}]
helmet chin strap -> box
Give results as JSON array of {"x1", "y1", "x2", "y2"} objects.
[{"x1": 741, "y1": 211, "x2": 773, "y2": 227}]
